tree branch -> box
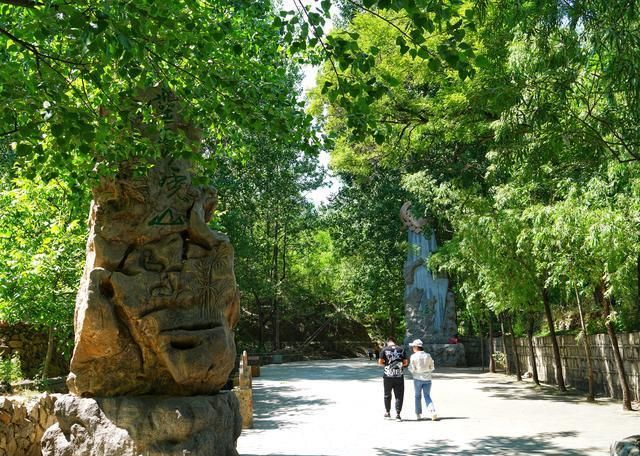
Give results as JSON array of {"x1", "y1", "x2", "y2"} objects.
[
  {"x1": 0, "y1": 118, "x2": 18, "y2": 137},
  {"x1": 293, "y1": 0, "x2": 342, "y2": 88},
  {"x1": 0, "y1": 0, "x2": 43, "y2": 8},
  {"x1": 0, "y1": 26, "x2": 85, "y2": 66},
  {"x1": 345, "y1": 0, "x2": 436, "y2": 58}
]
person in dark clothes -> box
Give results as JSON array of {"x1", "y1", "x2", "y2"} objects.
[{"x1": 378, "y1": 336, "x2": 408, "y2": 421}]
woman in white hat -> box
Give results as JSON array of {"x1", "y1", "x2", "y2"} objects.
[{"x1": 408, "y1": 339, "x2": 438, "y2": 421}]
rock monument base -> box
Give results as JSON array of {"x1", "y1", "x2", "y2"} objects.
[
  {"x1": 422, "y1": 343, "x2": 466, "y2": 367},
  {"x1": 41, "y1": 393, "x2": 241, "y2": 456}
]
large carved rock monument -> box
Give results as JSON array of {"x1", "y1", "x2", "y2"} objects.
[
  {"x1": 401, "y1": 202, "x2": 466, "y2": 367},
  {"x1": 41, "y1": 89, "x2": 242, "y2": 456},
  {"x1": 68, "y1": 160, "x2": 239, "y2": 397}
]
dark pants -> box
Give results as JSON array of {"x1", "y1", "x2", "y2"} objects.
[{"x1": 383, "y1": 376, "x2": 404, "y2": 413}]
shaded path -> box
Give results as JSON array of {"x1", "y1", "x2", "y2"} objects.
[{"x1": 238, "y1": 359, "x2": 638, "y2": 455}]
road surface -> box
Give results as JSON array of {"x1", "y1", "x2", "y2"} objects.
[{"x1": 237, "y1": 358, "x2": 639, "y2": 455}]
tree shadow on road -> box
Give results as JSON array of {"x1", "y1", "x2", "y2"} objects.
[
  {"x1": 433, "y1": 368, "x2": 491, "y2": 381},
  {"x1": 249, "y1": 383, "x2": 331, "y2": 431},
  {"x1": 375, "y1": 431, "x2": 598, "y2": 455},
  {"x1": 476, "y1": 378, "x2": 603, "y2": 405}
]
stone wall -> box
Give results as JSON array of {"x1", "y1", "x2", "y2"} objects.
[
  {"x1": 459, "y1": 336, "x2": 485, "y2": 367},
  {"x1": 0, "y1": 394, "x2": 57, "y2": 456},
  {"x1": 466, "y1": 332, "x2": 640, "y2": 402},
  {"x1": 0, "y1": 322, "x2": 68, "y2": 379}
]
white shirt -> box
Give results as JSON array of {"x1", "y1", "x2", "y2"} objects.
[{"x1": 409, "y1": 351, "x2": 435, "y2": 381}]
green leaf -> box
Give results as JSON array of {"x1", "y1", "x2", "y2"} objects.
[
  {"x1": 116, "y1": 31, "x2": 131, "y2": 50},
  {"x1": 475, "y1": 55, "x2": 491, "y2": 68},
  {"x1": 381, "y1": 74, "x2": 401, "y2": 86}
]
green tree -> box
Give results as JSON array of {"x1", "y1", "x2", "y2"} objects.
[
  {"x1": 312, "y1": 0, "x2": 640, "y2": 411},
  {"x1": 209, "y1": 127, "x2": 325, "y2": 351},
  {"x1": 324, "y1": 168, "x2": 407, "y2": 339},
  {"x1": 0, "y1": 176, "x2": 87, "y2": 377},
  {"x1": 1, "y1": 0, "x2": 324, "y2": 365},
  {"x1": 1, "y1": 0, "x2": 315, "y2": 183}
]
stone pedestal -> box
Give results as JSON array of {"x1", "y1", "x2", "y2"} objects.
[
  {"x1": 232, "y1": 350, "x2": 254, "y2": 429},
  {"x1": 423, "y1": 343, "x2": 467, "y2": 367},
  {"x1": 232, "y1": 388, "x2": 253, "y2": 429},
  {"x1": 41, "y1": 393, "x2": 242, "y2": 456}
]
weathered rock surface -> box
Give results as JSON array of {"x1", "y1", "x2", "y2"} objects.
[
  {"x1": 422, "y1": 343, "x2": 467, "y2": 367},
  {"x1": 402, "y1": 228, "x2": 459, "y2": 346},
  {"x1": 41, "y1": 393, "x2": 241, "y2": 456},
  {"x1": 68, "y1": 159, "x2": 240, "y2": 397},
  {"x1": 401, "y1": 202, "x2": 465, "y2": 365}
]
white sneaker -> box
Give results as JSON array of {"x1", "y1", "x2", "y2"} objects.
[
  {"x1": 431, "y1": 413, "x2": 438, "y2": 421},
  {"x1": 416, "y1": 413, "x2": 422, "y2": 421}
]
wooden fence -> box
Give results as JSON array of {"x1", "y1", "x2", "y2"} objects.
[{"x1": 463, "y1": 332, "x2": 640, "y2": 401}]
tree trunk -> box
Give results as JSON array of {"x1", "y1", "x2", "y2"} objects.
[
  {"x1": 274, "y1": 304, "x2": 280, "y2": 351},
  {"x1": 527, "y1": 315, "x2": 540, "y2": 386},
  {"x1": 508, "y1": 315, "x2": 522, "y2": 381},
  {"x1": 574, "y1": 286, "x2": 594, "y2": 401},
  {"x1": 499, "y1": 314, "x2": 511, "y2": 374},
  {"x1": 256, "y1": 295, "x2": 265, "y2": 351},
  {"x1": 271, "y1": 221, "x2": 280, "y2": 351},
  {"x1": 542, "y1": 286, "x2": 566, "y2": 391},
  {"x1": 488, "y1": 314, "x2": 496, "y2": 373},
  {"x1": 276, "y1": 222, "x2": 287, "y2": 351},
  {"x1": 281, "y1": 223, "x2": 287, "y2": 283},
  {"x1": 596, "y1": 285, "x2": 632, "y2": 410},
  {"x1": 637, "y1": 254, "x2": 640, "y2": 320},
  {"x1": 388, "y1": 309, "x2": 396, "y2": 338},
  {"x1": 41, "y1": 325, "x2": 55, "y2": 380},
  {"x1": 479, "y1": 318, "x2": 485, "y2": 372}
]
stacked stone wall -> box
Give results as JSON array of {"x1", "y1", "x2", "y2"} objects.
[
  {"x1": 466, "y1": 332, "x2": 640, "y2": 402},
  {"x1": 0, "y1": 322, "x2": 68, "y2": 379},
  {"x1": 0, "y1": 394, "x2": 57, "y2": 456},
  {"x1": 459, "y1": 336, "x2": 484, "y2": 367}
]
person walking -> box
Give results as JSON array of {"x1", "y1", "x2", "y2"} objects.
[
  {"x1": 408, "y1": 338, "x2": 438, "y2": 421},
  {"x1": 378, "y1": 336, "x2": 408, "y2": 421}
]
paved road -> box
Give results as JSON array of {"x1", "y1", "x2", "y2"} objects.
[{"x1": 237, "y1": 358, "x2": 639, "y2": 456}]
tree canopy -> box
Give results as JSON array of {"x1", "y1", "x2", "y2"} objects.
[
  {"x1": 1, "y1": 0, "x2": 315, "y2": 184},
  {"x1": 1, "y1": 1, "x2": 639, "y2": 406}
]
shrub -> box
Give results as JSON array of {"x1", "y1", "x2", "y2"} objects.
[
  {"x1": 0, "y1": 354, "x2": 23, "y2": 383},
  {"x1": 492, "y1": 351, "x2": 507, "y2": 370}
]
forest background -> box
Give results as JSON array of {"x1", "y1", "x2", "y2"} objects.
[{"x1": 0, "y1": 0, "x2": 639, "y2": 406}]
